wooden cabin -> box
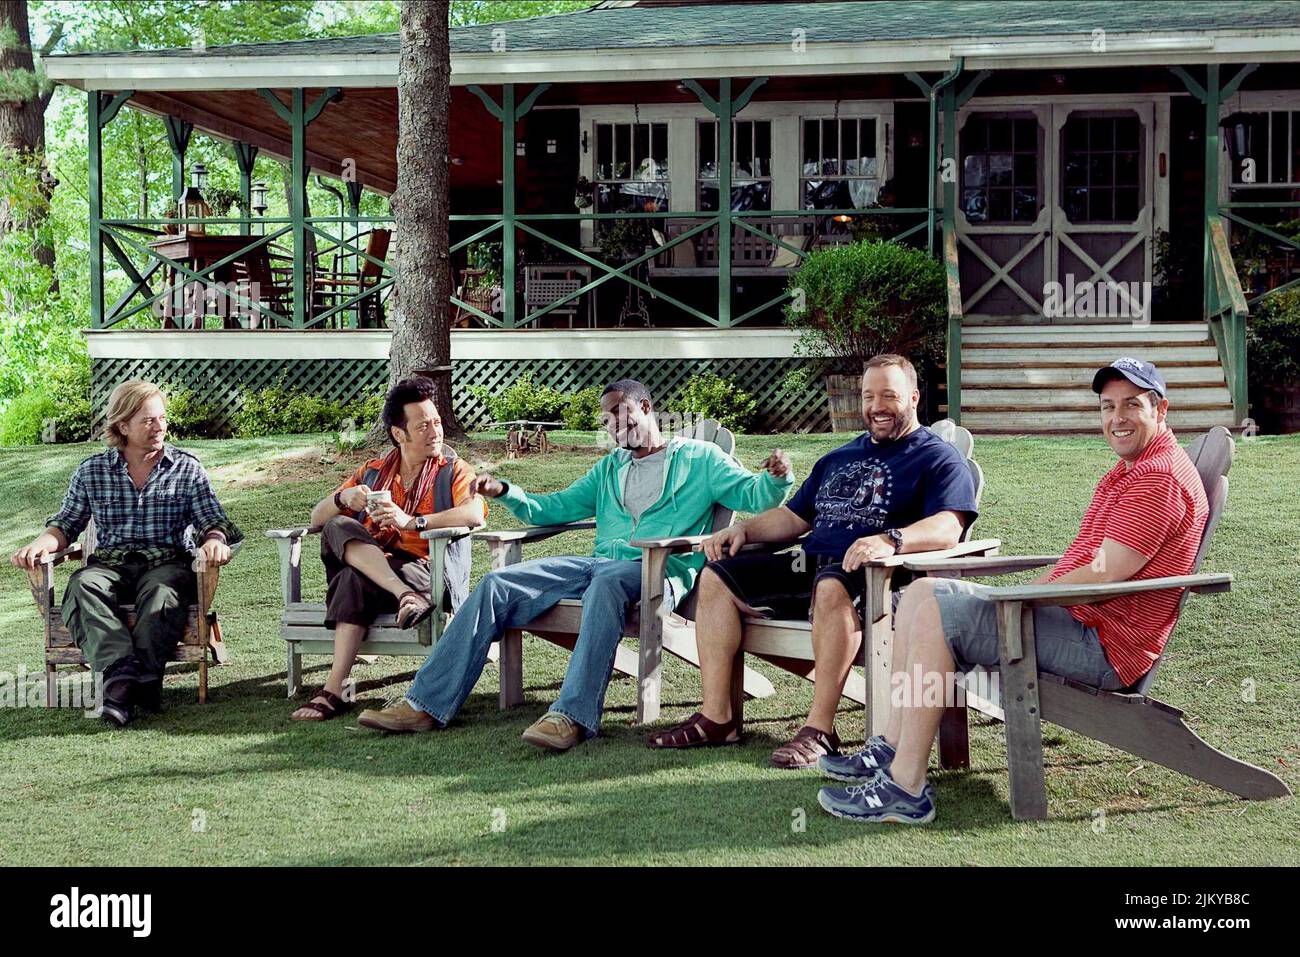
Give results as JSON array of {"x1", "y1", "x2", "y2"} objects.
[{"x1": 45, "y1": 0, "x2": 1300, "y2": 433}]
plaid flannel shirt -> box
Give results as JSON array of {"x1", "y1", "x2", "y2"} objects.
[{"x1": 47, "y1": 445, "x2": 243, "y2": 568}]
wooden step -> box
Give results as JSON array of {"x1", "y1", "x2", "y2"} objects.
[
  {"x1": 962, "y1": 386, "x2": 1232, "y2": 409},
  {"x1": 963, "y1": 345, "x2": 1219, "y2": 364},
  {"x1": 961, "y1": 409, "x2": 1238, "y2": 432},
  {"x1": 963, "y1": 324, "x2": 1212, "y2": 345},
  {"x1": 962, "y1": 366, "x2": 1225, "y2": 387}
]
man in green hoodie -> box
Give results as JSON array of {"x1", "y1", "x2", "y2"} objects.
[{"x1": 358, "y1": 379, "x2": 793, "y2": 751}]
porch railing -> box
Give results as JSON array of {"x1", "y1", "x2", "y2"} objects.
[{"x1": 1206, "y1": 215, "x2": 1250, "y2": 422}]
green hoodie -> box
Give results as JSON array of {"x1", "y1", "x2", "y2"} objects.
[{"x1": 498, "y1": 436, "x2": 793, "y2": 601}]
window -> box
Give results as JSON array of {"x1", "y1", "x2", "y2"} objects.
[
  {"x1": 1226, "y1": 110, "x2": 1300, "y2": 187},
  {"x1": 697, "y1": 119, "x2": 772, "y2": 211},
  {"x1": 801, "y1": 117, "x2": 879, "y2": 210},
  {"x1": 960, "y1": 115, "x2": 1040, "y2": 224},
  {"x1": 1062, "y1": 115, "x2": 1141, "y2": 223},
  {"x1": 593, "y1": 121, "x2": 669, "y2": 213}
]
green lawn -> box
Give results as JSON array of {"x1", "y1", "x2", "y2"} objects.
[{"x1": 0, "y1": 430, "x2": 1296, "y2": 866}]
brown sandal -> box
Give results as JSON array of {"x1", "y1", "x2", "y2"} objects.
[
  {"x1": 647, "y1": 711, "x2": 741, "y2": 749},
  {"x1": 291, "y1": 688, "x2": 348, "y2": 721},
  {"x1": 769, "y1": 724, "x2": 841, "y2": 769},
  {"x1": 396, "y1": 590, "x2": 434, "y2": 629}
]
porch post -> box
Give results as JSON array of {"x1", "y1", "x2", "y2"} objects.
[
  {"x1": 941, "y1": 81, "x2": 961, "y2": 423},
  {"x1": 501, "y1": 84, "x2": 517, "y2": 327},
  {"x1": 291, "y1": 88, "x2": 307, "y2": 328},
  {"x1": 346, "y1": 180, "x2": 364, "y2": 314},
  {"x1": 89, "y1": 92, "x2": 104, "y2": 330},
  {"x1": 233, "y1": 141, "x2": 259, "y2": 225},
  {"x1": 1203, "y1": 65, "x2": 1219, "y2": 330},
  {"x1": 163, "y1": 116, "x2": 193, "y2": 203},
  {"x1": 718, "y1": 77, "x2": 733, "y2": 327}
]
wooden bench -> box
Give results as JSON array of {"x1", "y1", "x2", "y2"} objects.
[{"x1": 647, "y1": 217, "x2": 848, "y2": 279}]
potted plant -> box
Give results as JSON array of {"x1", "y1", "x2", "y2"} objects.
[
  {"x1": 1247, "y1": 287, "x2": 1300, "y2": 433},
  {"x1": 462, "y1": 240, "x2": 502, "y2": 318},
  {"x1": 784, "y1": 239, "x2": 946, "y2": 431}
]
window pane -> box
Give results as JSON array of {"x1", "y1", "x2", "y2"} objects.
[
  {"x1": 614, "y1": 124, "x2": 630, "y2": 179},
  {"x1": 822, "y1": 119, "x2": 839, "y2": 174},
  {"x1": 963, "y1": 154, "x2": 988, "y2": 187},
  {"x1": 1292, "y1": 112, "x2": 1300, "y2": 182},
  {"x1": 1014, "y1": 118, "x2": 1038, "y2": 152},
  {"x1": 755, "y1": 121, "x2": 771, "y2": 178},
  {"x1": 698, "y1": 182, "x2": 719, "y2": 212},
  {"x1": 1089, "y1": 188, "x2": 1113, "y2": 221},
  {"x1": 1013, "y1": 187, "x2": 1038, "y2": 222},
  {"x1": 1091, "y1": 118, "x2": 1115, "y2": 151},
  {"x1": 842, "y1": 120, "x2": 858, "y2": 169},
  {"x1": 989, "y1": 153, "x2": 1013, "y2": 187},
  {"x1": 735, "y1": 121, "x2": 753, "y2": 177},
  {"x1": 1116, "y1": 116, "x2": 1139, "y2": 151},
  {"x1": 652, "y1": 123, "x2": 669, "y2": 178},
  {"x1": 1063, "y1": 152, "x2": 1087, "y2": 188},
  {"x1": 1064, "y1": 186, "x2": 1087, "y2": 221},
  {"x1": 861, "y1": 118, "x2": 877, "y2": 157},
  {"x1": 1064, "y1": 118, "x2": 1087, "y2": 151},
  {"x1": 1115, "y1": 187, "x2": 1139, "y2": 221},
  {"x1": 1015, "y1": 153, "x2": 1038, "y2": 188},
  {"x1": 1272, "y1": 110, "x2": 1289, "y2": 183},
  {"x1": 699, "y1": 121, "x2": 717, "y2": 178},
  {"x1": 803, "y1": 120, "x2": 819, "y2": 175},
  {"x1": 989, "y1": 119, "x2": 1012, "y2": 152},
  {"x1": 1116, "y1": 150, "x2": 1139, "y2": 188},
  {"x1": 634, "y1": 123, "x2": 649, "y2": 177},
  {"x1": 988, "y1": 189, "x2": 1011, "y2": 221},
  {"x1": 1090, "y1": 152, "x2": 1114, "y2": 187},
  {"x1": 963, "y1": 188, "x2": 987, "y2": 222},
  {"x1": 596, "y1": 124, "x2": 612, "y2": 180}
]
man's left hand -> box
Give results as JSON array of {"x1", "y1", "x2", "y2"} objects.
[
  {"x1": 371, "y1": 501, "x2": 414, "y2": 531},
  {"x1": 195, "y1": 537, "x2": 232, "y2": 570},
  {"x1": 841, "y1": 534, "x2": 895, "y2": 572}
]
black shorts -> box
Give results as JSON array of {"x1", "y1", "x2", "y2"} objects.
[{"x1": 704, "y1": 547, "x2": 865, "y2": 622}]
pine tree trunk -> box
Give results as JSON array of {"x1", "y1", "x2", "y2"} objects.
[
  {"x1": 0, "y1": 0, "x2": 56, "y2": 281},
  {"x1": 383, "y1": 0, "x2": 460, "y2": 439}
]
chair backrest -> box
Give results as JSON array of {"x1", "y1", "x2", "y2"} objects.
[
  {"x1": 677, "y1": 417, "x2": 736, "y2": 535},
  {"x1": 928, "y1": 419, "x2": 983, "y2": 543},
  {"x1": 360, "y1": 228, "x2": 391, "y2": 281},
  {"x1": 1130, "y1": 426, "x2": 1233, "y2": 696}
]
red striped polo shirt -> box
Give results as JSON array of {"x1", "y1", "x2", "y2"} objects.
[{"x1": 1047, "y1": 428, "x2": 1209, "y2": 686}]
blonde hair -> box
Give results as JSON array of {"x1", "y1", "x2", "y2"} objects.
[{"x1": 103, "y1": 380, "x2": 166, "y2": 448}]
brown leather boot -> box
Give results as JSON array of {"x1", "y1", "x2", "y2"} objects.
[{"x1": 357, "y1": 700, "x2": 438, "y2": 733}]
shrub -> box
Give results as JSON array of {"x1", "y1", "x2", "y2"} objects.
[
  {"x1": 233, "y1": 386, "x2": 351, "y2": 437},
  {"x1": 785, "y1": 239, "x2": 946, "y2": 375},
  {"x1": 675, "y1": 372, "x2": 760, "y2": 434},
  {"x1": 0, "y1": 391, "x2": 58, "y2": 445},
  {"x1": 469, "y1": 374, "x2": 569, "y2": 426},
  {"x1": 562, "y1": 386, "x2": 603, "y2": 431},
  {"x1": 0, "y1": 360, "x2": 91, "y2": 445},
  {"x1": 341, "y1": 393, "x2": 384, "y2": 432},
  {"x1": 1248, "y1": 288, "x2": 1300, "y2": 389},
  {"x1": 165, "y1": 387, "x2": 229, "y2": 439}
]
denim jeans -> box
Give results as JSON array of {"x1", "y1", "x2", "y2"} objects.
[{"x1": 404, "y1": 556, "x2": 675, "y2": 734}]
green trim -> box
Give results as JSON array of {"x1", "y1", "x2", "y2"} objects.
[
  {"x1": 89, "y1": 92, "x2": 103, "y2": 329},
  {"x1": 163, "y1": 115, "x2": 193, "y2": 203},
  {"x1": 466, "y1": 84, "x2": 503, "y2": 121},
  {"x1": 233, "y1": 141, "x2": 259, "y2": 218}
]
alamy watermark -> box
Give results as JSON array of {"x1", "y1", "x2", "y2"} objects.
[
  {"x1": 0, "y1": 667, "x2": 103, "y2": 717},
  {"x1": 1043, "y1": 276, "x2": 1151, "y2": 324}
]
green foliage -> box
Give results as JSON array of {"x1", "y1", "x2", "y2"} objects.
[
  {"x1": 469, "y1": 374, "x2": 569, "y2": 425},
  {"x1": 785, "y1": 240, "x2": 945, "y2": 375},
  {"x1": 233, "y1": 386, "x2": 353, "y2": 438},
  {"x1": 1248, "y1": 288, "x2": 1300, "y2": 388},
  {"x1": 0, "y1": 392, "x2": 57, "y2": 446},
  {"x1": 674, "y1": 373, "x2": 759, "y2": 434},
  {"x1": 562, "y1": 386, "x2": 603, "y2": 431},
  {"x1": 0, "y1": 358, "x2": 91, "y2": 446},
  {"x1": 165, "y1": 387, "x2": 228, "y2": 440}
]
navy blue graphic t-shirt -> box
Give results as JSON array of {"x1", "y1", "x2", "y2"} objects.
[{"x1": 785, "y1": 426, "x2": 979, "y2": 558}]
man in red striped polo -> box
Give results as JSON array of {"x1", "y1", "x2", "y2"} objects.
[{"x1": 815, "y1": 357, "x2": 1210, "y2": 824}]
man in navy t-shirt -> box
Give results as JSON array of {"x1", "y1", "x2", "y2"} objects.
[{"x1": 648, "y1": 354, "x2": 978, "y2": 768}]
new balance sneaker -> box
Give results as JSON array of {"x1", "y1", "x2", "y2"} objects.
[
  {"x1": 818, "y1": 735, "x2": 896, "y2": 783},
  {"x1": 817, "y1": 769, "x2": 936, "y2": 824}
]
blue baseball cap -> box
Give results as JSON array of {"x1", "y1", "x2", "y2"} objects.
[{"x1": 1091, "y1": 357, "x2": 1167, "y2": 398}]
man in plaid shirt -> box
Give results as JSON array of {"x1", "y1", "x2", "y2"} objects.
[{"x1": 11, "y1": 381, "x2": 241, "y2": 726}]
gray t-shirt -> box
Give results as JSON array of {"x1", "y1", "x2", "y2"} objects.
[{"x1": 623, "y1": 447, "x2": 668, "y2": 524}]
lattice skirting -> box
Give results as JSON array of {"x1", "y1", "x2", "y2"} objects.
[{"x1": 91, "y1": 356, "x2": 831, "y2": 434}]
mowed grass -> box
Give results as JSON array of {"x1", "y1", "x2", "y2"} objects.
[{"x1": 0, "y1": 429, "x2": 1296, "y2": 866}]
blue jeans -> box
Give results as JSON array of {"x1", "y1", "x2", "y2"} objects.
[{"x1": 404, "y1": 556, "x2": 674, "y2": 734}]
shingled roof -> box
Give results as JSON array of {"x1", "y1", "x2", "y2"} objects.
[{"x1": 46, "y1": 1, "x2": 1300, "y2": 59}]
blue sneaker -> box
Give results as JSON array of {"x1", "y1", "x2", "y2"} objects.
[
  {"x1": 817, "y1": 769, "x2": 936, "y2": 824},
  {"x1": 818, "y1": 735, "x2": 896, "y2": 783}
]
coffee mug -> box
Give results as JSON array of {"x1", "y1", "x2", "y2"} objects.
[{"x1": 365, "y1": 489, "x2": 392, "y2": 513}]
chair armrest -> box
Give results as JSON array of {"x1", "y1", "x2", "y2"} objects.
[
  {"x1": 36, "y1": 543, "x2": 84, "y2": 567},
  {"x1": 630, "y1": 534, "x2": 709, "y2": 552},
  {"x1": 980, "y1": 572, "x2": 1233, "y2": 608},
  {"x1": 864, "y1": 538, "x2": 1003, "y2": 569},
  {"x1": 472, "y1": 521, "x2": 596, "y2": 545},
  {"x1": 903, "y1": 552, "x2": 1060, "y2": 576},
  {"x1": 265, "y1": 526, "x2": 322, "y2": 540},
  {"x1": 420, "y1": 526, "x2": 475, "y2": 541}
]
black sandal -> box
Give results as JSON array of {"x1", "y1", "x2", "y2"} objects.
[
  {"x1": 396, "y1": 590, "x2": 434, "y2": 630},
  {"x1": 291, "y1": 688, "x2": 348, "y2": 721},
  {"x1": 647, "y1": 711, "x2": 741, "y2": 749}
]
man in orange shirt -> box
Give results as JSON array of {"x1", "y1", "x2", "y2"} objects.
[{"x1": 290, "y1": 376, "x2": 486, "y2": 721}]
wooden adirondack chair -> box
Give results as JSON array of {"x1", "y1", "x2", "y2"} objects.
[
  {"x1": 631, "y1": 420, "x2": 1000, "y2": 734},
  {"x1": 473, "y1": 418, "x2": 777, "y2": 723},
  {"x1": 26, "y1": 518, "x2": 233, "y2": 704},
  {"x1": 902, "y1": 426, "x2": 1291, "y2": 819},
  {"x1": 266, "y1": 522, "x2": 476, "y2": 698}
]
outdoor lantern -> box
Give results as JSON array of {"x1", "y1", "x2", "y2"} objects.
[
  {"x1": 250, "y1": 180, "x2": 268, "y2": 234},
  {"x1": 179, "y1": 162, "x2": 211, "y2": 235},
  {"x1": 1221, "y1": 113, "x2": 1254, "y2": 168}
]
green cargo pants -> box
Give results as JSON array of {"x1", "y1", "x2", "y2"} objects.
[{"x1": 61, "y1": 555, "x2": 194, "y2": 677}]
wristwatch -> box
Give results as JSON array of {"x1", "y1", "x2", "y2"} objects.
[
  {"x1": 413, "y1": 514, "x2": 428, "y2": 532},
  {"x1": 885, "y1": 528, "x2": 904, "y2": 554}
]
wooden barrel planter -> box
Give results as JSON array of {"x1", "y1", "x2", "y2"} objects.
[
  {"x1": 1256, "y1": 383, "x2": 1300, "y2": 434},
  {"x1": 826, "y1": 374, "x2": 863, "y2": 433}
]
